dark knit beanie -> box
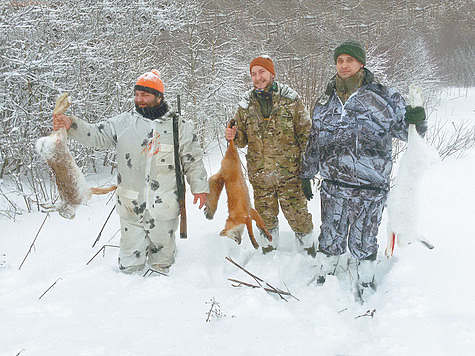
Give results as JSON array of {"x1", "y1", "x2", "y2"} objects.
[{"x1": 334, "y1": 40, "x2": 366, "y2": 66}]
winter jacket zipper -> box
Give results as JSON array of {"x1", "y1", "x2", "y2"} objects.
[{"x1": 336, "y1": 89, "x2": 359, "y2": 157}]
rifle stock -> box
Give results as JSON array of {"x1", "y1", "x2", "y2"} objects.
[{"x1": 179, "y1": 199, "x2": 187, "y2": 239}]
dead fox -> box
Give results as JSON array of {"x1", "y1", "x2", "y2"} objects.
[
  {"x1": 204, "y1": 121, "x2": 272, "y2": 249},
  {"x1": 36, "y1": 93, "x2": 116, "y2": 219}
]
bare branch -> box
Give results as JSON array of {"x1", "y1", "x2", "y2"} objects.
[
  {"x1": 91, "y1": 205, "x2": 116, "y2": 248},
  {"x1": 39, "y1": 277, "x2": 62, "y2": 300},
  {"x1": 85, "y1": 244, "x2": 119, "y2": 266},
  {"x1": 225, "y1": 256, "x2": 299, "y2": 301},
  {"x1": 18, "y1": 213, "x2": 49, "y2": 270},
  {"x1": 355, "y1": 309, "x2": 377, "y2": 319},
  {"x1": 143, "y1": 268, "x2": 169, "y2": 278}
]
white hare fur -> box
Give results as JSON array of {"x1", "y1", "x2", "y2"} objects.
[{"x1": 385, "y1": 85, "x2": 439, "y2": 257}]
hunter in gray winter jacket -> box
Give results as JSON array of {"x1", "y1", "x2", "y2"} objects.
[
  {"x1": 301, "y1": 44, "x2": 427, "y2": 302},
  {"x1": 301, "y1": 68, "x2": 427, "y2": 189}
]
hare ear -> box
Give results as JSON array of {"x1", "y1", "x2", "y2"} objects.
[{"x1": 408, "y1": 84, "x2": 423, "y2": 108}]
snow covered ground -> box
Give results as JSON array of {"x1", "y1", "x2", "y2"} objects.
[{"x1": 1, "y1": 88, "x2": 474, "y2": 355}]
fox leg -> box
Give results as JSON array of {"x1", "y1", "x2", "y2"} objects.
[
  {"x1": 250, "y1": 208, "x2": 272, "y2": 242},
  {"x1": 205, "y1": 173, "x2": 224, "y2": 220},
  {"x1": 244, "y1": 216, "x2": 259, "y2": 249}
]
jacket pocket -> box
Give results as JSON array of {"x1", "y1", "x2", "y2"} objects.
[
  {"x1": 116, "y1": 186, "x2": 142, "y2": 218},
  {"x1": 154, "y1": 144, "x2": 175, "y2": 171}
]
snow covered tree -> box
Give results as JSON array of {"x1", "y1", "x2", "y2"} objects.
[{"x1": 0, "y1": 0, "x2": 473, "y2": 216}]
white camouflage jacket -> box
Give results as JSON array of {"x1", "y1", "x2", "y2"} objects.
[{"x1": 68, "y1": 107, "x2": 209, "y2": 220}]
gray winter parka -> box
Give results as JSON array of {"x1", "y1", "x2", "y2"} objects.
[
  {"x1": 67, "y1": 107, "x2": 209, "y2": 220},
  {"x1": 301, "y1": 69, "x2": 427, "y2": 190}
]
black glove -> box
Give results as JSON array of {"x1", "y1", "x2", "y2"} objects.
[
  {"x1": 405, "y1": 106, "x2": 426, "y2": 125},
  {"x1": 301, "y1": 178, "x2": 313, "y2": 201}
]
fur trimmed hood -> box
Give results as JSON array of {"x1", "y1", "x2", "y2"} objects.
[{"x1": 238, "y1": 82, "x2": 299, "y2": 109}]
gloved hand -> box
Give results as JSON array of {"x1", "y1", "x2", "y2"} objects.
[
  {"x1": 405, "y1": 106, "x2": 426, "y2": 125},
  {"x1": 301, "y1": 178, "x2": 313, "y2": 201}
]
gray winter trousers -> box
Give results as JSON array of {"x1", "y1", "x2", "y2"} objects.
[
  {"x1": 318, "y1": 181, "x2": 387, "y2": 260},
  {"x1": 118, "y1": 209, "x2": 178, "y2": 272}
]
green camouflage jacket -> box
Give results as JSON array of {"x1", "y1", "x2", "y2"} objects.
[{"x1": 233, "y1": 82, "x2": 311, "y2": 185}]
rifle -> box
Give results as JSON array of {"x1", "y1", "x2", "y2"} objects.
[{"x1": 173, "y1": 95, "x2": 187, "y2": 239}]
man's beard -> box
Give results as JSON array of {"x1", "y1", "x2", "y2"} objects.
[{"x1": 135, "y1": 101, "x2": 168, "y2": 120}]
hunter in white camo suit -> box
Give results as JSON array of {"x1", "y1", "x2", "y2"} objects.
[{"x1": 53, "y1": 70, "x2": 209, "y2": 273}]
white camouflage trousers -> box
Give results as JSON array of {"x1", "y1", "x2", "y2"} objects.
[{"x1": 118, "y1": 209, "x2": 178, "y2": 272}]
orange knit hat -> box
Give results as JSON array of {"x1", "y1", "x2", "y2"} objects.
[
  {"x1": 249, "y1": 56, "x2": 275, "y2": 76},
  {"x1": 135, "y1": 69, "x2": 164, "y2": 96}
]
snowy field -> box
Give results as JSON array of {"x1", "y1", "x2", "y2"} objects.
[{"x1": 1, "y1": 88, "x2": 474, "y2": 355}]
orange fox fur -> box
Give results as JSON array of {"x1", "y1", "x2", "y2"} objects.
[{"x1": 205, "y1": 135, "x2": 272, "y2": 249}]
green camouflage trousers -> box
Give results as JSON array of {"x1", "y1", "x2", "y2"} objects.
[{"x1": 251, "y1": 175, "x2": 313, "y2": 234}]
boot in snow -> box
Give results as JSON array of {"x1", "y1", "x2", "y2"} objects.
[
  {"x1": 259, "y1": 226, "x2": 279, "y2": 254},
  {"x1": 295, "y1": 231, "x2": 316, "y2": 258},
  {"x1": 119, "y1": 263, "x2": 145, "y2": 274},
  {"x1": 314, "y1": 251, "x2": 340, "y2": 285},
  {"x1": 150, "y1": 264, "x2": 170, "y2": 274},
  {"x1": 356, "y1": 259, "x2": 377, "y2": 303}
]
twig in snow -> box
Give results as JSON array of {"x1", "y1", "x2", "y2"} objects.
[
  {"x1": 92, "y1": 205, "x2": 116, "y2": 248},
  {"x1": 39, "y1": 278, "x2": 62, "y2": 300},
  {"x1": 16, "y1": 349, "x2": 26, "y2": 356},
  {"x1": 107, "y1": 228, "x2": 121, "y2": 243},
  {"x1": 86, "y1": 244, "x2": 119, "y2": 265},
  {"x1": 106, "y1": 189, "x2": 116, "y2": 204},
  {"x1": 225, "y1": 256, "x2": 263, "y2": 286},
  {"x1": 225, "y1": 256, "x2": 299, "y2": 301},
  {"x1": 355, "y1": 309, "x2": 376, "y2": 319},
  {"x1": 143, "y1": 268, "x2": 169, "y2": 278},
  {"x1": 228, "y1": 278, "x2": 298, "y2": 301},
  {"x1": 205, "y1": 297, "x2": 225, "y2": 322},
  {"x1": 19, "y1": 213, "x2": 49, "y2": 270}
]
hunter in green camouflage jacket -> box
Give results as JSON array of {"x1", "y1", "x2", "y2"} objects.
[{"x1": 232, "y1": 77, "x2": 314, "y2": 252}]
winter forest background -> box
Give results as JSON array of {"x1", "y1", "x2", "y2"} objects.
[{"x1": 0, "y1": 0, "x2": 474, "y2": 218}]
